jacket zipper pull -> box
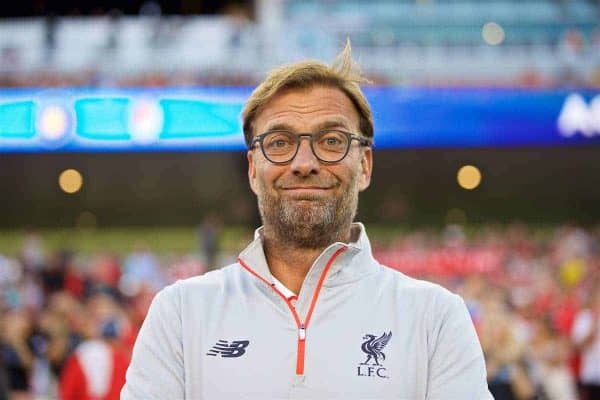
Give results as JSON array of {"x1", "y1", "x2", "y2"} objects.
[{"x1": 298, "y1": 324, "x2": 306, "y2": 340}]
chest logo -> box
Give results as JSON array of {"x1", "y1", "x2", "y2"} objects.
[
  {"x1": 358, "y1": 331, "x2": 392, "y2": 378},
  {"x1": 206, "y1": 340, "x2": 250, "y2": 358}
]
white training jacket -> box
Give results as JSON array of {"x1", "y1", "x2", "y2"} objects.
[{"x1": 122, "y1": 223, "x2": 493, "y2": 400}]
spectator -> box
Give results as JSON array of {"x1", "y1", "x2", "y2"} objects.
[
  {"x1": 59, "y1": 321, "x2": 129, "y2": 400},
  {"x1": 121, "y1": 243, "x2": 166, "y2": 295},
  {"x1": 0, "y1": 311, "x2": 34, "y2": 399},
  {"x1": 530, "y1": 319, "x2": 578, "y2": 399},
  {"x1": 0, "y1": 224, "x2": 597, "y2": 398},
  {"x1": 198, "y1": 213, "x2": 222, "y2": 270},
  {"x1": 572, "y1": 287, "x2": 600, "y2": 400},
  {"x1": 480, "y1": 294, "x2": 535, "y2": 400}
]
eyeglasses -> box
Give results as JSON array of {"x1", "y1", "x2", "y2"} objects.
[{"x1": 250, "y1": 129, "x2": 372, "y2": 164}]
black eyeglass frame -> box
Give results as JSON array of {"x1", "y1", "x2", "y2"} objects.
[{"x1": 249, "y1": 129, "x2": 372, "y2": 165}]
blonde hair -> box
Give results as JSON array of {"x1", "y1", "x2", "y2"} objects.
[{"x1": 242, "y1": 40, "x2": 373, "y2": 147}]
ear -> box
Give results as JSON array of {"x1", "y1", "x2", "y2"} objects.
[
  {"x1": 247, "y1": 150, "x2": 259, "y2": 195},
  {"x1": 358, "y1": 147, "x2": 373, "y2": 192}
]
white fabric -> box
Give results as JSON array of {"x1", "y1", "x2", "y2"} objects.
[
  {"x1": 572, "y1": 309, "x2": 600, "y2": 384},
  {"x1": 271, "y1": 274, "x2": 297, "y2": 299},
  {"x1": 77, "y1": 340, "x2": 112, "y2": 398},
  {"x1": 123, "y1": 223, "x2": 492, "y2": 400}
]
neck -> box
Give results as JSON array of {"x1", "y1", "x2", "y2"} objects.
[{"x1": 262, "y1": 224, "x2": 352, "y2": 295}]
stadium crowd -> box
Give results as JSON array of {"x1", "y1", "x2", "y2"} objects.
[{"x1": 0, "y1": 223, "x2": 598, "y2": 400}]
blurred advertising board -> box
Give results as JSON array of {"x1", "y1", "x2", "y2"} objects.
[{"x1": 0, "y1": 88, "x2": 599, "y2": 153}]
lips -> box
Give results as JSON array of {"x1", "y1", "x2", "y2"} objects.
[
  {"x1": 279, "y1": 186, "x2": 333, "y2": 199},
  {"x1": 277, "y1": 180, "x2": 338, "y2": 191},
  {"x1": 275, "y1": 178, "x2": 339, "y2": 194},
  {"x1": 281, "y1": 187, "x2": 332, "y2": 195}
]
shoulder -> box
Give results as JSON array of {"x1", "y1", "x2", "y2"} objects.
[
  {"x1": 375, "y1": 264, "x2": 465, "y2": 316},
  {"x1": 378, "y1": 264, "x2": 460, "y2": 299},
  {"x1": 151, "y1": 262, "x2": 246, "y2": 307}
]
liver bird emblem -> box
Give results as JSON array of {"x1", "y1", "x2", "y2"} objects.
[{"x1": 360, "y1": 331, "x2": 392, "y2": 366}]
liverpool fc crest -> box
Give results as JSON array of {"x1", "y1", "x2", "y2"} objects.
[{"x1": 357, "y1": 331, "x2": 392, "y2": 378}]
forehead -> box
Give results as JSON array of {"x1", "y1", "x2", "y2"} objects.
[{"x1": 253, "y1": 86, "x2": 360, "y2": 132}]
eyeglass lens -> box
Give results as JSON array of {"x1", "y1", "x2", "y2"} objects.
[{"x1": 262, "y1": 130, "x2": 349, "y2": 163}]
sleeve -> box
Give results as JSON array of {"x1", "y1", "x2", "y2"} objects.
[
  {"x1": 426, "y1": 292, "x2": 493, "y2": 400},
  {"x1": 121, "y1": 284, "x2": 184, "y2": 400}
]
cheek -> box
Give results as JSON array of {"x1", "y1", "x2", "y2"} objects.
[
  {"x1": 332, "y1": 163, "x2": 361, "y2": 187},
  {"x1": 254, "y1": 164, "x2": 282, "y2": 192}
]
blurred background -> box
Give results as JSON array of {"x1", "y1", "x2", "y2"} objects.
[{"x1": 0, "y1": 1, "x2": 599, "y2": 399}]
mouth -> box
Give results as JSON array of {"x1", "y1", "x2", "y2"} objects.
[
  {"x1": 282, "y1": 186, "x2": 332, "y2": 191},
  {"x1": 280, "y1": 187, "x2": 333, "y2": 197}
]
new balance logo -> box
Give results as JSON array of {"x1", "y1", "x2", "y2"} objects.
[{"x1": 206, "y1": 340, "x2": 250, "y2": 358}]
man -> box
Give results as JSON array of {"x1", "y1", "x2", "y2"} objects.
[{"x1": 122, "y1": 43, "x2": 493, "y2": 399}]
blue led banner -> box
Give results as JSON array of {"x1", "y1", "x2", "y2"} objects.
[{"x1": 0, "y1": 87, "x2": 599, "y2": 153}]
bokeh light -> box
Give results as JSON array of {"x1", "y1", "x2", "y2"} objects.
[
  {"x1": 39, "y1": 105, "x2": 69, "y2": 141},
  {"x1": 58, "y1": 169, "x2": 83, "y2": 194},
  {"x1": 482, "y1": 22, "x2": 505, "y2": 46},
  {"x1": 129, "y1": 99, "x2": 164, "y2": 144},
  {"x1": 457, "y1": 165, "x2": 482, "y2": 190}
]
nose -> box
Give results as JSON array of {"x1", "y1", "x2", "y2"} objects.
[{"x1": 290, "y1": 137, "x2": 320, "y2": 177}]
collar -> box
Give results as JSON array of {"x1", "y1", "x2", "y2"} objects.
[
  {"x1": 271, "y1": 274, "x2": 297, "y2": 299},
  {"x1": 238, "y1": 222, "x2": 378, "y2": 291},
  {"x1": 238, "y1": 222, "x2": 378, "y2": 316}
]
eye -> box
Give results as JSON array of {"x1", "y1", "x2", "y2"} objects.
[
  {"x1": 317, "y1": 131, "x2": 347, "y2": 151},
  {"x1": 263, "y1": 131, "x2": 296, "y2": 152}
]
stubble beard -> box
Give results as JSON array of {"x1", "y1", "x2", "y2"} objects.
[{"x1": 257, "y1": 174, "x2": 359, "y2": 249}]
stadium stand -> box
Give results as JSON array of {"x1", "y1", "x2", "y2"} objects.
[{"x1": 0, "y1": 0, "x2": 598, "y2": 86}]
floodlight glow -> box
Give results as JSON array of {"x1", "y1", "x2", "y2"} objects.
[
  {"x1": 59, "y1": 169, "x2": 83, "y2": 194},
  {"x1": 457, "y1": 165, "x2": 482, "y2": 190},
  {"x1": 129, "y1": 99, "x2": 164, "y2": 144},
  {"x1": 39, "y1": 105, "x2": 69, "y2": 141},
  {"x1": 482, "y1": 22, "x2": 504, "y2": 46}
]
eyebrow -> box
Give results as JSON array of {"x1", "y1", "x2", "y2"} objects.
[
  {"x1": 314, "y1": 118, "x2": 353, "y2": 131},
  {"x1": 263, "y1": 122, "x2": 295, "y2": 132},
  {"x1": 263, "y1": 117, "x2": 353, "y2": 133}
]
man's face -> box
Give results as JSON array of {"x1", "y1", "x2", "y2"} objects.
[{"x1": 247, "y1": 85, "x2": 372, "y2": 248}]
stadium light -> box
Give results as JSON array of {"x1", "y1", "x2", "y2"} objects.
[
  {"x1": 482, "y1": 22, "x2": 505, "y2": 46},
  {"x1": 58, "y1": 169, "x2": 83, "y2": 194},
  {"x1": 129, "y1": 99, "x2": 164, "y2": 144},
  {"x1": 39, "y1": 105, "x2": 69, "y2": 141},
  {"x1": 457, "y1": 165, "x2": 482, "y2": 190}
]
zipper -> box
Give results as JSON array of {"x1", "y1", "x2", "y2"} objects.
[
  {"x1": 298, "y1": 324, "x2": 306, "y2": 340},
  {"x1": 297, "y1": 323, "x2": 306, "y2": 375},
  {"x1": 238, "y1": 246, "x2": 347, "y2": 376}
]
